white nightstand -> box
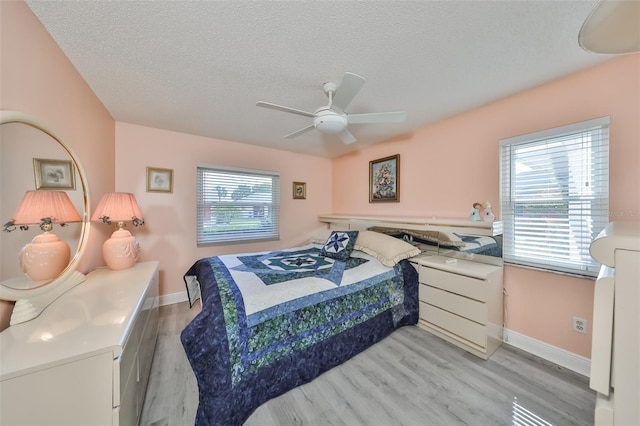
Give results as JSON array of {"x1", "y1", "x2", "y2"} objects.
[{"x1": 411, "y1": 254, "x2": 503, "y2": 360}]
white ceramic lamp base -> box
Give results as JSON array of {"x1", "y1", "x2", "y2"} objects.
[
  {"x1": 20, "y1": 232, "x2": 71, "y2": 282},
  {"x1": 103, "y1": 228, "x2": 140, "y2": 270}
]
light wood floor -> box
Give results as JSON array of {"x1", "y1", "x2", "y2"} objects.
[{"x1": 140, "y1": 302, "x2": 595, "y2": 426}]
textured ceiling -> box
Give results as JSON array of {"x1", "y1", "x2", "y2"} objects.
[{"x1": 26, "y1": 0, "x2": 613, "y2": 158}]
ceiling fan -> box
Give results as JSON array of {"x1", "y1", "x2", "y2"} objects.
[
  {"x1": 256, "y1": 72, "x2": 407, "y2": 144},
  {"x1": 578, "y1": 0, "x2": 640, "y2": 54}
]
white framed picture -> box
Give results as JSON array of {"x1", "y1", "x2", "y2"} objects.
[
  {"x1": 33, "y1": 158, "x2": 76, "y2": 190},
  {"x1": 146, "y1": 167, "x2": 173, "y2": 193}
]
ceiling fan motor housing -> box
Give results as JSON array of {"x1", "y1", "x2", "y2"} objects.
[{"x1": 314, "y1": 109, "x2": 348, "y2": 134}]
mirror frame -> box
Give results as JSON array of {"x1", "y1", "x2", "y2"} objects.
[{"x1": 0, "y1": 110, "x2": 90, "y2": 325}]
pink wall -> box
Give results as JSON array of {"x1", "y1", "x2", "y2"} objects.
[
  {"x1": 2, "y1": 0, "x2": 638, "y2": 360},
  {"x1": 0, "y1": 1, "x2": 115, "y2": 330},
  {"x1": 115, "y1": 123, "x2": 332, "y2": 297},
  {"x1": 332, "y1": 54, "x2": 640, "y2": 358}
]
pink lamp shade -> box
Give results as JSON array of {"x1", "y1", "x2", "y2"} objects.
[
  {"x1": 91, "y1": 192, "x2": 144, "y2": 270},
  {"x1": 12, "y1": 190, "x2": 82, "y2": 282}
]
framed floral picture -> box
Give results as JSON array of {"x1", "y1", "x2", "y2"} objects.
[
  {"x1": 33, "y1": 158, "x2": 76, "y2": 190},
  {"x1": 293, "y1": 181, "x2": 306, "y2": 199},
  {"x1": 369, "y1": 154, "x2": 399, "y2": 202},
  {"x1": 146, "y1": 167, "x2": 173, "y2": 193}
]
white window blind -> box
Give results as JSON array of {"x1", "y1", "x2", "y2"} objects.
[
  {"x1": 197, "y1": 166, "x2": 280, "y2": 246},
  {"x1": 500, "y1": 117, "x2": 609, "y2": 277}
]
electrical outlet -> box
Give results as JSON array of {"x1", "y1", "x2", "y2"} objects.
[{"x1": 573, "y1": 317, "x2": 587, "y2": 334}]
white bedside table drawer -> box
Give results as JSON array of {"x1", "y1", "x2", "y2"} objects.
[
  {"x1": 420, "y1": 266, "x2": 486, "y2": 302},
  {"x1": 420, "y1": 285, "x2": 486, "y2": 324},
  {"x1": 421, "y1": 302, "x2": 486, "y2": 348}
]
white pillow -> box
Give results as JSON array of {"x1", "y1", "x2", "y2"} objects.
[
  {"x1": 354, "y1": 230, "x2": 421, "y2": 267},
  {"x1": 310, "y1": 229, "x2": 333, "y2": 244},
  {"x1": 311, "y1": 229, "x2": 421, "y2": 266}
]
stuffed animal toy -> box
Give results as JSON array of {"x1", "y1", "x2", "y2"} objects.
[
  {"x1": 469, "y1": 202, "x2": 482, "y2": 221},
  {"x1": 481, "y1": 201, "x2": 495, "y2": 223}
]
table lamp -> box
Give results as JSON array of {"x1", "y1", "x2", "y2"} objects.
[
  {"x1": 91, "y1": 192, "x2": 144, "y2": 270},
  {"x1": 8, "y1": 190, "x2": 82, "y2": 282}
]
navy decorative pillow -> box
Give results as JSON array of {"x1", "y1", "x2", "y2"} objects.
[{"x1": 321, "y1": 230, "x2": 359, "y2": 260}]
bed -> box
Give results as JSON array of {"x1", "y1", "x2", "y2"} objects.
[{"x1": 180, "y1": 230, "x2": 421, "y2": 425}]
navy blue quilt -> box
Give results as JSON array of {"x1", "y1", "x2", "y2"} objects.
[{"x1": 180, "y1": 247, "x2": 418, "y2": 425}]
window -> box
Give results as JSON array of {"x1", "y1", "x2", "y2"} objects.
[
  {"x1": 500, "y1": 117, "x2": 609, "y2": 277},
  {"x1": 197, "y1": 166, "x2": 280, "y2": 246}
]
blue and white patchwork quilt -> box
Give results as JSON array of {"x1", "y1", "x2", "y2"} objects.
[
  {"x1": 453, "y1": 233, "x2": 502, "y2": 257},
  {"x1": 180, "y1": 244, "x2": 419, "y2": 426}
]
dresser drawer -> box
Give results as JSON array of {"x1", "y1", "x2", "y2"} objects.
[
  {"x1": 119, "y1": 363, "x2": 139, "y2": 426},
  {"x1": 117, "y1": 317, "x2": 142, "y2": 408},
  {"x1": 113, "y1": 270, "x2": 158, "y2": 412},
  {"x1": 420, "y1": 302, "x2": 486, "y2": 348},
  {"x1": 420, "y1": 285, "x2": 487, "y2": 324},
  {"x1": 420, "y1": 266, "x2": 486, "y2": 301}
]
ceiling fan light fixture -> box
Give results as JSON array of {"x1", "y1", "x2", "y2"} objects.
[
  {"x1": 578, "y1": 0, "x2": 640, "y2": 54},
  {"x1": 314, "y1": 111, "x2": 348, "y2": 134}
]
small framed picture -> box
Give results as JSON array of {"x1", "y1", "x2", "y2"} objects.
[
  {"x1": 293, "y1": 181, "x2": 306, "y2": 199},
  {"x1": 33, "y1": 158, "x2": 76, "y2": 190},
  {"x1": 147, "y1": 167, "x2": 173, "y2": 193},
  {"x1": 369, "y1": 154, "x2": 400, "y2": 203}
]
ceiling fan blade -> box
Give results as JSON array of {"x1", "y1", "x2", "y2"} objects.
[
  {"x1": 284, "y1": 125, "x2": 315, "y2": 139},
  {"x1": 256, "y1": 101, "x2": 316, "y2": 118},
  {"x1": 331, "y1": 72, "x2": 366, "y2": 113},
  {"x1": 348, "y1": 111, "x2": 408, "y2": 124},
  {"x1": 339, "y1": 129, "x2": 357, "y2": 145}
]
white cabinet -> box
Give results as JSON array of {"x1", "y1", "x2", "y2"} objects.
[
  {"x1": 411, "y1": 255, "x2": 503, "y2": 360},
  {"x1": 0, "y1": 261, "x2": 159, "y2": 426},
  {"x1": 589, "y1": 222, "x2": 640, "y2": 426},
  {"x1": 318, "y1": 214, "x2": 503, "y2": 236}
]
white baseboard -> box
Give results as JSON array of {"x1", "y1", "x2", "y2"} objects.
[
  {"x1": 504, "y1": 328, "x2": 591, "y2": 378},
  {"x1": 158, "y1": 291, "x2": 189, "y2": 306}
]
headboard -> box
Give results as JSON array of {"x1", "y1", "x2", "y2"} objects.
[
  {"x1": 318, "y1": 214, "x2": 503, "y2": 266},
  {"x1": 318, "y1": 214, "x2": 502, "y2": 236}
]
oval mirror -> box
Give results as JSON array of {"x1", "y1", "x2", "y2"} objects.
[{"x1": 0, "y1": 110, "x2": 89, "y2": 325}]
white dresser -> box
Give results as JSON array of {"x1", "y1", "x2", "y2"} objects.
[
  {"x1": 411, "y1": 254, "x2": 503, "y2": 360},
  {"x1": 589, "y1": 222, "x2": 640, "y2": 426},
  {"x1": 0, "y1": 261, "x2": 159, "y2": 426}
]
